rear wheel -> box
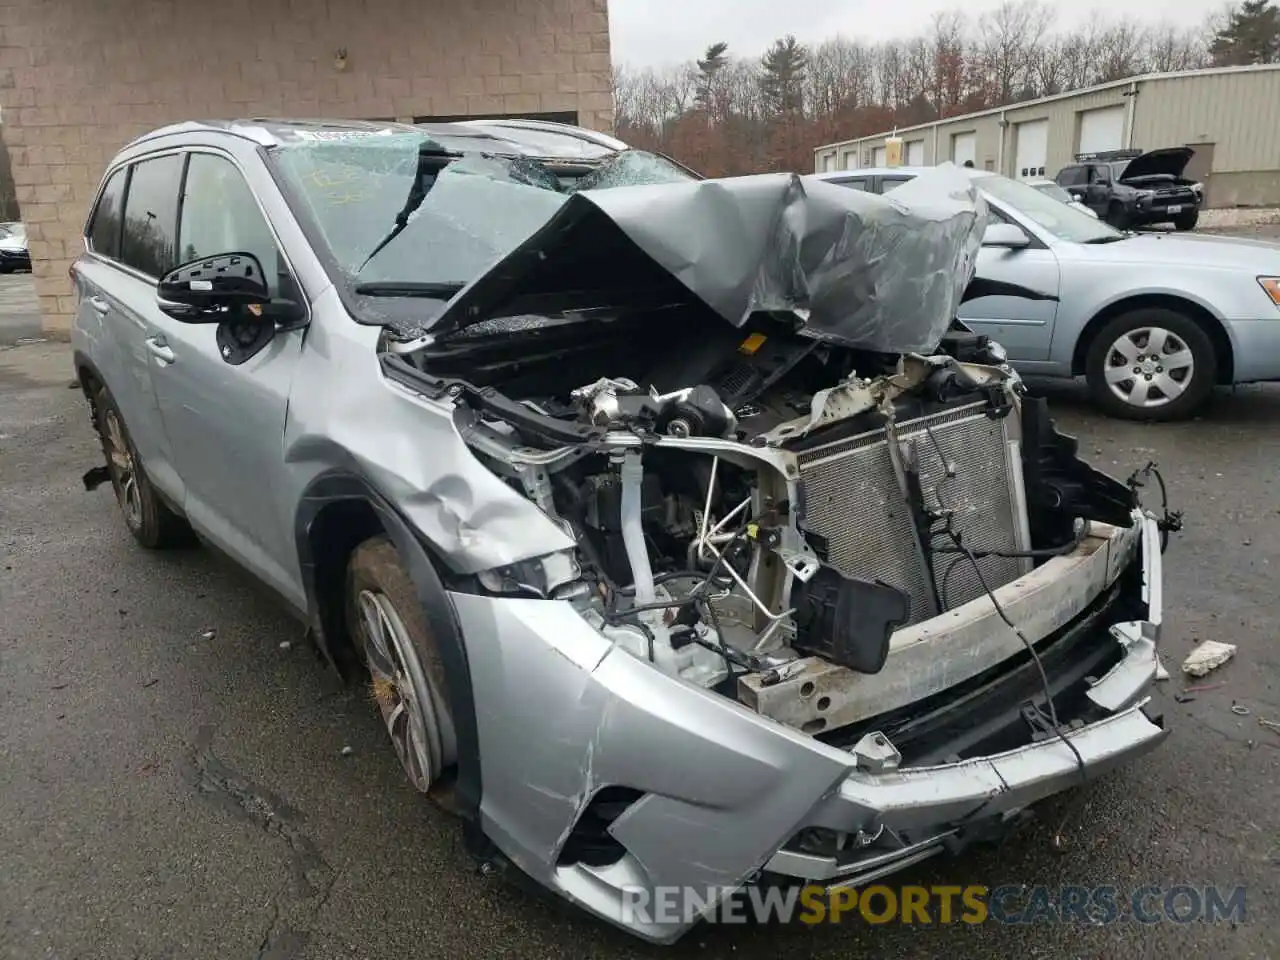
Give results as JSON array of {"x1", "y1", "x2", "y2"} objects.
[
  {"x1": 345, "y1": 536, "x2": 457, "y2": 797},
  {"x1": 1084, "y1": 308, "x2": 1216, "y2": 421},
  {"x1": 1174, "y1": 210, "x2": 1199, "y2": 231},
  {"x1": 91, "y1": 383, "x2": 192, "y2": 548}
]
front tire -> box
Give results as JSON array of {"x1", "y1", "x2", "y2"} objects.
[
  {"x1": 1106, "y1": 202, "x2": 1130, "y2": 230},
  {"x1": 1085, "y1": 308, "x2": 1216, "y2": 421},
  {"x1": 346, "y1": 536, "x2": 457, "y2": 797},
  {"x1": 91, "y1": 383, "x2": 192, "y2": 548},
  {"x1": 1174, "y1": 210, "x2": 1199, "y2": 231}
]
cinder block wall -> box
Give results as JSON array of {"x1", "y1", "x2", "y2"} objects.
[{"x1": 0, "y1": 0, "x2": 613, "y2": 336}]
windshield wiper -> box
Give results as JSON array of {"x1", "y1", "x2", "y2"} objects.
[
  {"x1": 1083, "y1": 234, "x2": 1129, "y2": 244},
  {"x1": 353, "y1": 281, "x2": 465, "y2": 298}
]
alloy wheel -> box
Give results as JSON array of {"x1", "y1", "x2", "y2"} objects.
[
  {"x1": 1102, "y1": 326, "x2": 1195, "y2": 410},
  {"x1": 356, "y1": 589, "x2": 445, "y2": 791},
  {"x1": 103, "y1": 410, "x2": 143, "y2": 528}
]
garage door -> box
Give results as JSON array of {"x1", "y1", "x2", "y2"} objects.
[
  {"x1": 906, "y1": 140, "x2": 925, "y2": 165},
  {"x1": 873, "y1": 145, "x2": 888, "y2": 166},
  {"x1": 952, "y1": 131, "x2": 976, "y2": 166},
  {"x1": 1078, "y1": 104, "x2": 1125, "y2": 156},
  {"x1": 1014, "y1": 118, "x2": 1048, "y2": 179}
]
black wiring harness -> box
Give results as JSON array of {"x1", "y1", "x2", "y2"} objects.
[{"x1": 1126, "y1": 461, "x2": 1182, "y2": 553}]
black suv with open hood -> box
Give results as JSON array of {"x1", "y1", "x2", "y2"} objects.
[{"x1": 1056, "y1": 147, "x2": 1201, "y2": 231}]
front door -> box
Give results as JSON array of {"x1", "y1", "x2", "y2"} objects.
[
  {"x1": 958, "y1": 215, "x2": 1060, "y2": 362},
  {"x1": 145, "y1": 150, "x2": 309, "y2": 609}
]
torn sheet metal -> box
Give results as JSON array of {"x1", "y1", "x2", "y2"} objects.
[{"x1": 422, "y1": 163, "x2": 987, "y2": 354}]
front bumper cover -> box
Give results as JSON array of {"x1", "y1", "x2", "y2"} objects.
[{"x1": 450, "y1": 510, "x2": 1166, "y2": 943}]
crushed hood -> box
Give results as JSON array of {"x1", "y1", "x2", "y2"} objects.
[
  {"x1": 425, "y1": 163, "x2": 987, "y2": 355},
  {"x1": 1119, "y1": 147, "x2": 1194, "y2": 181}
]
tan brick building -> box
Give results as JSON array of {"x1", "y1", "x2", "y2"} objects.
[{"x1": 0, "y1": 0, "x2": 614, "y2": 336}]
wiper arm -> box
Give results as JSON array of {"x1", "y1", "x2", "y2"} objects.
[
  {"x1": 356, "y1": 142, "x2": 455, "y2": 271},
  {"x1": 1083, "y1": 234, "x2": 1129, "y2": 244},
  {"x1": 353, "y1": 281, "x2": 465, "y2": 298}
]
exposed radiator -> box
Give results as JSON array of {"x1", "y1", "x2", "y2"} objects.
[{"x1": 795, "y1": 400, "x2": 1031, "y2": 625}]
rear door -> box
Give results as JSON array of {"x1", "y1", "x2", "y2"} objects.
[
  {"x1": 74, "y1": 157, "x2": 187, "y2": 505},
  {"x1": 144, "y1": 149, "x2": 309, "y2": 608}
]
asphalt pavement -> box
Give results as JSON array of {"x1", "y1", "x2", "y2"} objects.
[
  {"x1": 0, "y1": 271, "x2": 42, "y2": 346},
  {"x1": 2, "y1": 286, "x2": 1278, "y2": 959}
]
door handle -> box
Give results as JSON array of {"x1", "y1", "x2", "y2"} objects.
[
  {"x1": 145, "y1": 336, "x2": 175, "y2": 364},
  {"x1": 88, "y1": 295, "x2": 110, "y2": 315}
]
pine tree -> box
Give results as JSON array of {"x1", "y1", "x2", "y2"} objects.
[
  {"x1": 695, "y1": 42, "x2": 730, "y2": 115},
  {"x1": 1210, "y1": 0, "x2": 1280, "y2": 65},
  {"x1": 759, "y1": 35, "x2": 809, "y2": 117}
]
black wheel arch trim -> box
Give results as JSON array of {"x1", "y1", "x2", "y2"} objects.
[{"x1": 294, "y1": 470, "x2": 482, "y2": 821}]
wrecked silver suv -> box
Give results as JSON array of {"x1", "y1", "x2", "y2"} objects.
[{"x1": 72, "y1": 119, "x2": 1171, "y2": 943}]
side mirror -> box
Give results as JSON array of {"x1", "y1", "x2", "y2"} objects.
[
  {"x1": 982, "y1": 223, "x2": 1031, "y2": 249},
  {"x1": 156, "y1": 253, "x2": 271, "y2": 323},
  {"x1": 1065, "y1": 185, "x2": 1086, "y2": 197}
]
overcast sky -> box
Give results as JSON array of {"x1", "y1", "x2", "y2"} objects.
[{"x1": 607, "y1": 0, "x2": 1228, "y2": 67}]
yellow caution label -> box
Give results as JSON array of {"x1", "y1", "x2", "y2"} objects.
[{"x1": 739, "y1": 333, "x2": 767, "y2": 355}]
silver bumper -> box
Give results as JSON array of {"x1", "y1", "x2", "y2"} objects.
[{"x1": 450, "y1": 510, "x2": 1167, "y2": 943}]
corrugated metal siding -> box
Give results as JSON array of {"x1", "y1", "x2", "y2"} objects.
[{"x1": 1134, "y1": 71, "x2": 1280, "y2": 171}]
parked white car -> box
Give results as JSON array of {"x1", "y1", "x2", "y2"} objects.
[{"x1": 1025, "y1": 178, "x2": 1099, "y2": 218}]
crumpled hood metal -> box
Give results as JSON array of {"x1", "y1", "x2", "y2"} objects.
[{"x1": 428, "y1": 164, "x2": 987, "y2": 355}]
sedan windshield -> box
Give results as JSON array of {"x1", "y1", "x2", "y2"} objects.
[
  {"x1": 269, "y1": 129, "x2": 695, "y2": 293},
  {"x1": 977, "y1": 173, "x2": 1121, "y2": 243}
]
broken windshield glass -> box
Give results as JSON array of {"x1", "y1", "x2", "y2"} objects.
[{"x1": 271, "y1": 135, "x2": 696, "y2": 305}]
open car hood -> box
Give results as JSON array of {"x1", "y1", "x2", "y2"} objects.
[
  {"x1": 1119, "y1": 147, "x2": 1194, "y2": 181},
  {"x1": 425, "y1": 164, "x2": 987, "y2": 355}
]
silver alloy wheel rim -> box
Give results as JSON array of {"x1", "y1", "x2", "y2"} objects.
[
  {"x1": 1103, "y1": 326, "x2": 1195, "y2": 409},
  {"x1": 104, "y1": 410, "x2": 142, "y2": 527},
  {"x1": 357, "y1": 589, "x2": 443, "y2": 792}
]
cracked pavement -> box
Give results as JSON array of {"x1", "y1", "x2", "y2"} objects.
[{"x1": 2, "y1": 322, "x2": 1278, "y2": 958}]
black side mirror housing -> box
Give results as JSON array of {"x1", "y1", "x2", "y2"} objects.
[{"x1": 156, "y1": 253, "x2": 271, "y2": 322}]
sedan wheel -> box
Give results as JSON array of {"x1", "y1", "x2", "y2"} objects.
[
  {"x1": 1085, "y1": 308, "x2": 1216, "y2": 421},
  {"x1": 1102, "y1": 326, "x2": 1194, "y2": 410}
]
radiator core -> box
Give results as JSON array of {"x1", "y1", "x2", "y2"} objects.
[{"x1": 794, "y1": 400, "x2": 1031, "y2": 625}]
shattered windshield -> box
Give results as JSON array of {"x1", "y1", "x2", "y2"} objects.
[{"x1": 269, "y1": 130, "x2": 696, "y2": 294}]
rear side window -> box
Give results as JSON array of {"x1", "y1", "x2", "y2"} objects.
[
  {"x1": 87, "y1": 168, "x2": 127, "y2": 259},
  {"x1": 1057, "y1": 166, "x2": 1086, "y2": 187},
  {"x1": 880, "y1": 177, "x2": 910, "y2": 193},
  {"x1": 831, "y1": 178, "x2": 868, "y2": 191},
  {"x1": 120, "y1": 154, "x2": 184, "y2": 278}
]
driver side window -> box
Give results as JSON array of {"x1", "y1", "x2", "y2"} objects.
[{"x1": 178, "y1": 153, "x2": 286, "y2": 299}]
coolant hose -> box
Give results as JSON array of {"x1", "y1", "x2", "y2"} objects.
[{"x1": 619, "y1": 452, "x2": 656, "y2": 604}]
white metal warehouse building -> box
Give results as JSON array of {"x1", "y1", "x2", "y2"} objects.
[{"x1": 813, "y1": 64, "x2": 1280, "y2": 208}]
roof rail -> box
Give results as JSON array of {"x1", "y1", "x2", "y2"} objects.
[{"x1": 1074, "y1": 149, "x2": 1142, "y2": 162}]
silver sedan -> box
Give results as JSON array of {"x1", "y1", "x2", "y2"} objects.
[{"x1": 814, "y1": 166, "x2": 1280, "y2": 420}]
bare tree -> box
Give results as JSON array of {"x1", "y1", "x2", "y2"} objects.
[{"x1": 976, "y1": 0, "x2": 1055, "y2": 103}]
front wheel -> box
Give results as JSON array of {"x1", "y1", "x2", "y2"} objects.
[
  {"x1": 1106, "y1": 202, "x2": 1130, "y2": 230},
  {"x1": 345, "y1": 536, "x2": 457, "y2": 796},
  {"x1": 1084, "y1": 308, "x2": 1216, "y2": 421},
  {"x1": 1174, "y1": 210, "x2": 1199, "y2": 231}
]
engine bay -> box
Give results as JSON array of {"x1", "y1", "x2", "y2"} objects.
[{"x1": 384, "y1": 299, "x2": 1140, "y2": 738}]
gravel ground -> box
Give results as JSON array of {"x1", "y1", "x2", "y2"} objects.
[{"x1": 2, "y1": 253, "x2": 1279, "y2": 959}]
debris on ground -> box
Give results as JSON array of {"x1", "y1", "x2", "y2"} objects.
[
  {"x1": 340, "y1": 745, "x2": 354, "y2": 756},
  {"x1": 279, "y1": 640, "x2": 292, "y2": 651},
  {"x1": 199, "y1": 629, "x2": 216, "y2": 641},
  {"x1": 1181, "y1": 640, "x2": 1237, "y2": 678},
  {"x1": 1258, "y1": 717, "x2": 1280, "y2": 735},
  {"x1": 1182, "y1": 681, "x2": 1226, "y2": 694},
  {"x1": 1231, "y1": 704, "x2": 1251, "y2": 716},
  {"x1": 1155, "y1": 656, "x2": 1170, "y2": 681}
]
